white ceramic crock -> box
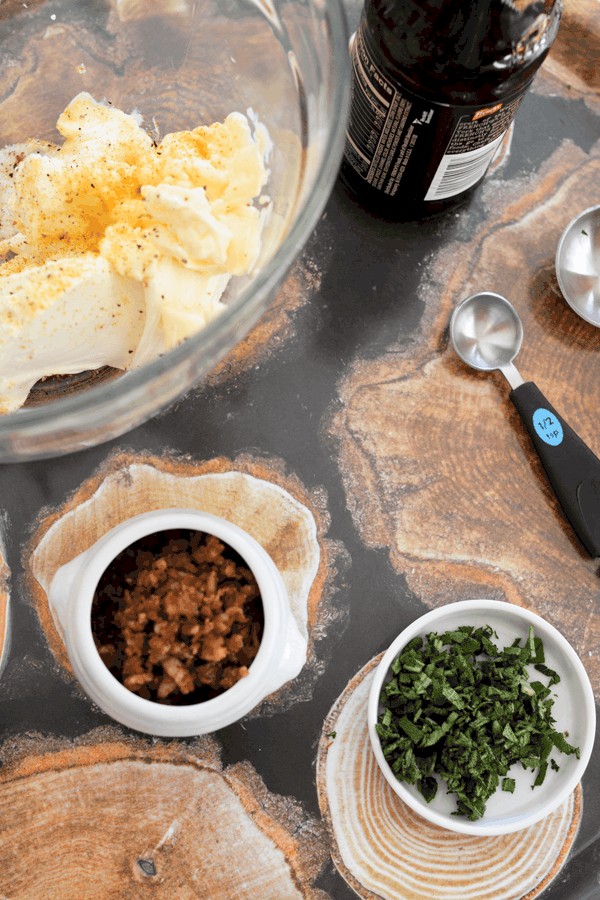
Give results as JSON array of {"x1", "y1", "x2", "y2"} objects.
[{"x1": 48, "y1": 508, "x2": 307, "y2": 736}]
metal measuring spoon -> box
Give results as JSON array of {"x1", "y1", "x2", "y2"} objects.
[{"x1": 451, "y1": 291, "x2": 600, "y2": 558}]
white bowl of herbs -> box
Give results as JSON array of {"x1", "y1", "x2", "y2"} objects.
[{"x1": 368, "y1": 599, "x2": 596, "y2": 836}]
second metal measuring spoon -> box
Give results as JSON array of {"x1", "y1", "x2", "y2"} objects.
[{"x1": 450, "y1": 291, "x2": 600, "y2": 558}]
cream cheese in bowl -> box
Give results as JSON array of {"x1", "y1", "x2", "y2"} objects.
[
  {"x1": 0, "y1": 93, "x2": 270, "y2": 413},
  {"x1": 0, "y1": 0, "x2": 350, "y2": 459}
]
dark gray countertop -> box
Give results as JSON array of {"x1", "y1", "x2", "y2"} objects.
[{"x1": 1, "y1": 1, "x2": 600, "y2": 895}]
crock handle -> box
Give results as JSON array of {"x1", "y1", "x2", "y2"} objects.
[
  {"x1": 47, "y1": 550, "x2": 91, "y2": 641},
  {"x1": 264, "y1": 616, "x2": 307, "y2": 695}
]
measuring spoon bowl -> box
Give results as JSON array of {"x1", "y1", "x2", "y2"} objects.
[{"x1": 450, "y1": 291, "x2": 523, "y2": 371}]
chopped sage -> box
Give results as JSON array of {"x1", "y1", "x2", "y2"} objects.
[{"x1": 376, "y1": 624, "x2": 579, "y2": 821}]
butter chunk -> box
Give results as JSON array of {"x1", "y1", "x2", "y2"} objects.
[
  {"x1": 141, "y1": 184, "x2": 233, "y2": 270},
  {"x1": 136, "y1": 256, "x2": 231, "y2": 362},
  {"x1": 0, "y1": 256, "x2": 146, "y2": 413},
  {"x1": 0, "y1": 92, "x2": 270, "y2": 413},
  {"x1": 13, "y1": 95, "x2": 154, "y2": 246},
  {"x1": 0, "y1": 142, "x2": 59, "y2": 243}
]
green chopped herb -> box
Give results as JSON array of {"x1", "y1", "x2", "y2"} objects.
[
  {"x1": 533, "y1": 760, "x2": 548, "y2": 787},
  {"x1": 326, "y1": 731, "x2": 337, "y2": 739},
  {"x1": 420, "y1": 776, "x2": 438, "y2": 802},
  {"x1": 534, "y1": 663, "x2": 560, "y2": 685},
  {"x1": 397, "y1": 715, "x2": 422, "y2": 742},
  {"x1": 582, "y1": 229, "x2": 588, "y2": 235},
  {"x1": 552, "y1": 731, "x2": 580, "y2": 757},
  {"x1": 377, "y1": 623, "x2": 578, "y2": 820}
]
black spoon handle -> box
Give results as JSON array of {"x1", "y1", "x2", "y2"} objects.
[{"x1": 510, "y1": 381, "x2": 600, "y2": 558}]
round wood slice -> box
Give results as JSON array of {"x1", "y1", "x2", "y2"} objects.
[
  {"x1": 0, "y1": 734, "x2": 331, "y2": 900},
  {"x1": 23, "y1": 451, "x2": 347, "y2": 715},
  {"x1": 317, "y1": 656, "x2": 582, "y2": 900}
]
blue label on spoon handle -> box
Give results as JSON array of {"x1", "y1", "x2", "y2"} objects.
[{"x1": 533, "y1": 408, "x2": 563, "y2": 446}]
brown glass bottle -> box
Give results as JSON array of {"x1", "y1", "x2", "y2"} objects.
[{"x1": 340, "y1": 0, "x2": 562, "y2": 220}]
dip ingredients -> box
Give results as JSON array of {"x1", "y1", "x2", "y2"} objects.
[
  {"x1": 376, "y1": 624, "x2": 580, "y2": 820},
  {"x1": 0, "y1": 92, "x2": 270, "y2": 413},
  {"x1": 91, "y1": 529, "x2": 263, "y2": 704}
]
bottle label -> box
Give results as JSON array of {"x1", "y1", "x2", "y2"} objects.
[
  {"x1": 424, "y1": 100, "x2": 522, "y2": 200},
  {"x1": 345, "y1": 27, "x2": 524, "y2": 202}
]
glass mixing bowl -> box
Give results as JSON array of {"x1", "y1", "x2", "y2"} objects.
[{"x1": 0, "y1": 0, "x2": 349, "y2": 461}]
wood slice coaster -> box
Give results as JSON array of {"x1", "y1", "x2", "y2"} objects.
[
  {"x1": 331, "y1": 136, "x2": 600, "y2": 701},
  {"x1": 0, "y1": 529, "x2": 8, "y2": 679},
  {"x1": 542, "y1": 0, "x2": 600, "y2": 112},
  {"x1": 0, "y1": 731, "x2": 332, "y2": 900},
  {"x1": 22, "y1": 451, "x2": 347, "y2": 715},
  {"x1": 316, "y1": 657, "x2": 581, "y2": 900}
]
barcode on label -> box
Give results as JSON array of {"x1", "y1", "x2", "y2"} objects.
[{"x1": 424, "y1": 133, "x2": 505, "y2": 201}]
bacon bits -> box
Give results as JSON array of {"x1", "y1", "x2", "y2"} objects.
[{"x1": 91, "y1": 529, "x2": 263, "y2": 704}]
